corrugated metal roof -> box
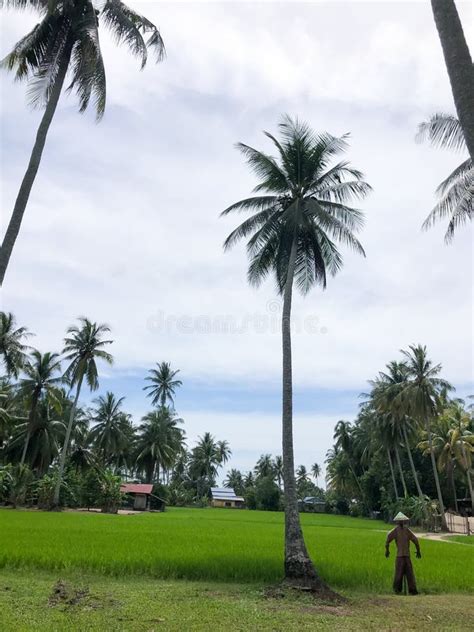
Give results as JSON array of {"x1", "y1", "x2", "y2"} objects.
[
  {"x1": 211, "y1": 487, "x2": 244, "y2": 502},
  {"x1": 120, "y1": 483, "x2": 153, "y2": 495}
]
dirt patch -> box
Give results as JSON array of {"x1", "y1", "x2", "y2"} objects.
[
  {"x1": 263, "y1": 584, "x2": 349, "y2": 608},
  {"x1": 48, "y1": 580, "x2": 118, "y2": 610},
  {"x1": 298, "y1": 605, "x2": 353, "y2": 616}
]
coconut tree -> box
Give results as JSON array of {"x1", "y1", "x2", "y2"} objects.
[
  {"x1": 213, "y1": 440, "x2": 230, "y2": 467},
  {"x1": 224, "y1": 468, "x2": 244, "y2": 495},
  {"x1": 143, "y1": 362, "x2": 182, "y2": 408},
  {"x1": 222, "y1": 115, "x2": 370, "y2": 587},
  {"x1": 416, "y1": 114, "x2": 472, "y2": 241},
  {"x1": 311, "y1": 462, "x2": 321, "y2": 487},
  {"x1": 371, "y1": 362, "x2": 426, "y2": 503},
  {"x1": 420, "y1": 404, "x2": 474, "y2": 512},
  {"x1": 0, "y1": 312, "x2": 31, "y2": 377},
  {"x1": 7, "y1": 399, "x2": 65, "y2": 474},
  {"x1": 274, "y1": 455, "x2": 284, "y2": 488},
  {"x1": 17, "y1": 350, "x2": 63, "y2": 465},
  {"x1": 0, "y1": 0, "x2": 165, "y2": 285},
  {"x1": 430, "y1": 0, "x2": 474, "y2": 161},
  {"x1": 88, "y1": 392, "x2": 130, "y2": 467},
  {"x1": 53, "y1": 317, "x2": 113, "y2": 506},
  {"x1": 254, "y1": 453, "x2": 275, "y2": 480},
  {"x1": 396, "y1": 345, "x2": 453, "y2": 530},
  {"x1": 135, "y1": 407, "x2": 184, "y2": 484},
  {"x1": 333, "y1": 420, "x2": 365, "y2": 497}
]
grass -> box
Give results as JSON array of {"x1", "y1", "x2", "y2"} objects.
[
  {"x1": 0, "y1": 568, "x2": 472, "y2": 631},
  {"x1": 445, "y1": 535, "x2": 474, "y2": 546},
  {"x1": 0, "y1": 507, "x2": 472, "y2": 593}
]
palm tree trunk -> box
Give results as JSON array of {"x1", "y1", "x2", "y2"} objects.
[
  {"x1": 281, "y1": 234, "x2": 329, "y2": 590},
  {"x1": 20, "y1": 428, "x2": 32, "y2": 467},
  {"x1": 402, "y1": 426, "x2": 425, "y2": 500},
  {"x1": 394, "y1": 445, "x2": 408, "y2": 497},
  {"x1": 431, "y1": 0, "x2": 474, "y2": 161},
  {"x1": 449, "y1": 463, "x2": 458, "y2": 513},
  {"x1": 460, "y1": 441, "x2": 474, "y2": 512},
  {"x1": 0, "y1": 44, "x2": 72, "y2": 286},
  {"x1": 426, "y1": 419, "x2": 448, "y2": 531},
  {"x1": 53, "y1": 373, "x2": 83, "y2": 507},
  {"x1": 20, "y1": 395, "x2": 39, "y2": 466},
  {"x1": 387, "y1": 448, "x2": 399, "y2": 500}
]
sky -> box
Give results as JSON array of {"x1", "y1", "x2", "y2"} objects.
[{"x1": 1, "y1": 1, "x2": 473, "y2": 484}]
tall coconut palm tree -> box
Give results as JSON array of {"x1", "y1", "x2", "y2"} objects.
[
  {"x1": 0, "y1": 0, "x2": 165, "y2": 285},
  {"x1": 88, "y1": 392, "x2": 130, "y2": 466},
  {"x1": 445, "y1": 403, "x2": 474, "y2": 512},
  {"x1": 188, "y1": 432, "x2": 225, "y2": 497},
  {"x1": 222, "y1": 115, "x2": 370, "y2": 587},
  {"x1": 216, "y1": 439, "x2": 231, "y2": 465},
  {"x1": 419, "y1": 406, "x2": 474, "y2": 512},
  {"x1": 333, "y1": 420, "x2": 365, "y2": 497},
  {"x1": 430, "y1": 0, "x2": 474, "y2": 161},
  {"x1": 17, "y1": 350, "x2": 63, "y2": 465},
  {"x1": 274, "y1": 455, "x2": 284, "y2": 488},
  {"x1": 311, "y1": 462, "x2": 321, "y2": 487},
  {"x1": 416, "y1": 114, "x2": 472, "y2": 241},
  {"x1": 224, "y1": 468, "x2": 244, "y2": 495},
  {"x1": 0, "y1": 312, "x2": 31, "y2": 377},
  {"x1": 135, "y1": 407, "x2": 184, "y2": 483},
  {"x1": 143, "y1": 362, "x2": 182, "y2": 408},
  {"x1": 254, "y1": 453, "x2": 275, "y2": 480},
  {"x1": 371, "y1": 362, "x2": 426, "y2": 504},
  {"x1": 7, "y1": 399, "x2": 65, "y2": 474},
  {"x1": 53, "y1": 317, "x2": 113, "y2": 506},
  {"x1": 396, "y1": 345, "x2": 453, "y2": 531}
]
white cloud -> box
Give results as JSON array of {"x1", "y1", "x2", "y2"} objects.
[{"x1": 1, "y1": 1, "x2": 472, "y2": 472}]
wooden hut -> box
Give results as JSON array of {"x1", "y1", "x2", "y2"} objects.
[{"x1": 120, "y1": 483, "x2": 153, "y2": 511}]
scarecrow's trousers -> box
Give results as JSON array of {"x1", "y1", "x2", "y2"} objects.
[{"x1": 393, "y1": 556, "x2": 418, "y2": 594}]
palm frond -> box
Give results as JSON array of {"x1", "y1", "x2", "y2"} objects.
[
  {"x1": 101, "y1": 0, "x2": 165, "y2": 68},
  {"x1": 416, "y1": 113, "x2": 466, "y2": 152}
]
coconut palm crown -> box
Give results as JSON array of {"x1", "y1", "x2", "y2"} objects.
[
  {"x1": 416, "y1": 113, "x2": 472, "y2": 242},
  {"x1": 222, "y1": 115, "x2": 370, "y2": 292}
]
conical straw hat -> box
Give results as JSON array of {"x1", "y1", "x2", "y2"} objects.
[{"x1": 393, "y1": 511, "x2": 409, "y2": 522}]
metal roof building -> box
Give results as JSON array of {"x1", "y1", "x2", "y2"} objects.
[{"x1": 210, "y1": 487, "x2": 245, "y2": 508}]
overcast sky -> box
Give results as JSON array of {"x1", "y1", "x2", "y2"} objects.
[{"x1": 1, "y1": 1, "x2": 472, "y2": 483}]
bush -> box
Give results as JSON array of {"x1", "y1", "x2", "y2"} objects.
[
  {"x1": 8, "y1": 465, "x2": 34, "y2": 508},
  {"x1": 245, "y1": 487, "x2": 257, "y2": 510},
  {"x1": 255, "y1": 476, "x2": 281, "y2": 511},
  {"x1": 98, "y1": 471, "x2": 123, "y2": 514},
  {"x1": 0, "y1": 465, "x2": 13, "y2": 504}
]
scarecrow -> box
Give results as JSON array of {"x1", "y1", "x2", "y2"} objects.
[{"x1": 385, "y1": 511, "x2": 421, "y2": 595}]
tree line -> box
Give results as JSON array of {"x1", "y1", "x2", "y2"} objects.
[
  {"x1": 0, "y1": 312, "x2": 231, "y2": 510},
  {"x1": 325, "y1": 344, "x2": 474, "y2": 530}
]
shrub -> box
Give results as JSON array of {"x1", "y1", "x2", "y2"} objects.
[
  {"x1": 255, "y1": 476, "x2": 281, "y2": 511},
  {"x1": 98, "y1": 471, "x2": 123, "y2": 514}
]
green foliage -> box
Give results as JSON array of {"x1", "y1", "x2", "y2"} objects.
[
  {"x1": 255, "y1": 476, "x2": 281, "y2": 511},
  {"x1": 97, "y1": 471, "x2": 123, "y2": 514},
  {"x1": 417, "y1": 114, "x2": 472, "y2": 242},
  {"x1": 8, "y1": 464, "x2": 34, "y2": 507}
]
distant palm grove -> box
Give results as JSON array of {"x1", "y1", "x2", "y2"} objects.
[{"x1": 1, "y1": 311, "x2": 472, "y2": 529}]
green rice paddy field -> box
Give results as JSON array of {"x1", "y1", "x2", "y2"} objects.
[{"x1": 0, "y1": 507, "x2": 472, "y2": 593}]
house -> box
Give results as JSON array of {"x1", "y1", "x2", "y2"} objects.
[
  {"x1": 298, "y1": 496, "x2": 326, "y2": 513},
  {"x1": 210, "y1": 487, "x2": 245, "y2": 508},
  {"x1": 120, "y1": 483, "x2": 153, "y2": 511}
]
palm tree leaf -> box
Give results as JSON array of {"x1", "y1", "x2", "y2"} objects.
[
  {"x1": 416, "y1": 113, "x2": 466, "y2": 152},
  {"x1": 101, "y1": 0, "x2": 164, "y2": 68}
]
